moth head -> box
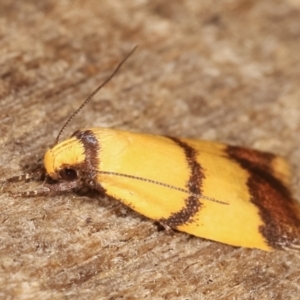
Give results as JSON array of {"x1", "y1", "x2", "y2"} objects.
[{"x1": 44, "y1": 136, "x2": 86, "y2": 181}]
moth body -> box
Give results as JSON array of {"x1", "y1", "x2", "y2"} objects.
[{"x1": 42, "y1": 127, "x2": 300, "y2": 251}]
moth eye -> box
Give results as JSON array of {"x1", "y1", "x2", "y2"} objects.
[{"x1": 59, "y1": 168, "x2": 78, "y2": 181}]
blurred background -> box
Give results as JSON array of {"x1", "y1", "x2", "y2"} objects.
[{"x1": 0, "y1": 1, "x2": 300, "y2": 299}]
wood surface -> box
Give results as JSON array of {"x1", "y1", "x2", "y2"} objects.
[{"x1": 1, "y1": 1, "x2": 300, "y2": 299}]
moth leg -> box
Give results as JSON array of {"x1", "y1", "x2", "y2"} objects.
[
  {"x1": 11, "y1": 180, "x2": 81, "y2": 197},
  {"x1": 156, "y1": 222, "x2": 175, "y2": 236},
  {"x1": 3, "y1": 170, "x2": 45, "y2": 184}
]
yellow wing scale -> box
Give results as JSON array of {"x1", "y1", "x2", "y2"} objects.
[
  {"x1": 94, "y1": 129, "x2": 191, "y2": 220},
  {"x1": 271, "y1": 156, "x2": 291, "y2": 188},
  {"x1": 179, "y1": 139, "x2": 269, "y2": 250}
]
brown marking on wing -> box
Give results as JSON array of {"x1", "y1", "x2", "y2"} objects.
[
  {"x1": 227, "y1": 145, "x2": 300, "y2": 250},
  {"x1": 73, "y1": 130, "x2": 100, "y2": 170},
  {"x1": 159, "y1": 137, "x2": 205, "y2": 228},
  {"x1": 73, "y1": 130, "x2": 104, "y2": 191}
]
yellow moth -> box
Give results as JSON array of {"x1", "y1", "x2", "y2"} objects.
[{"x1": 6, "y1": 47, "x2": 300, "y2": 251}]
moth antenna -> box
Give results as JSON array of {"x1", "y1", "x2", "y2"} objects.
[
  {"x1": 55, "y1": 45, "x2": 138, "y2": 145},
  {"x1": 97, "y1": 170, "x2": 229, "y2": 205}
]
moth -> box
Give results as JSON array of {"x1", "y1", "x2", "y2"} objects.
[{"x1": 5, "y1": 47, "x2": 300, "y2": 251}]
